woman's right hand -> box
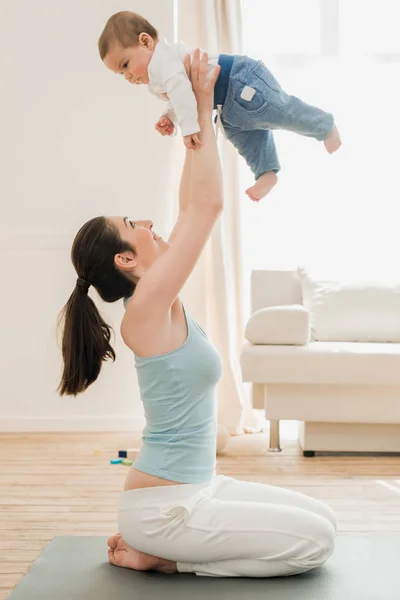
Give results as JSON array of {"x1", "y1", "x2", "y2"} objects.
[{"x1": 184, "y1": 49, "x2": 220, "y2": 116}]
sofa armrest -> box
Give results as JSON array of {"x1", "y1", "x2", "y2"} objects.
[{"x1": 245, "y1": 305, "x2": 309, "y2": 345}]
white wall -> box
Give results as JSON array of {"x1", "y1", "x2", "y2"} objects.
[{"x1": 0, "y1": 0, "x2": 176, "y2": 430}]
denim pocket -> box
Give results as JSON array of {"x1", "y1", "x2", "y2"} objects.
[
  {"x1": 233, "y1": 80, "x2": 266, "y2": 113},
  {"x1": 228, "y1": 60, "x2": 283, "y2": 119},
  {"x1": 223, "y1": 80, "x2": 269, "y2": 129}
]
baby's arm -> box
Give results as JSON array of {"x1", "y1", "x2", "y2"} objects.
[
  {"x1": 159, "y1": 54, "x2": 200, "y2": 144},
  {"x1": 155, "y1": 102, "x2": 177, "y2": 137},
  {"x1": 161, "y1": 102, "x2": 176, "y2": 124}
]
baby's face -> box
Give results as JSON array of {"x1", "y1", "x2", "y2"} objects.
[{"x1": 104, "y1": 35, "x2": 155, "y2": 85}]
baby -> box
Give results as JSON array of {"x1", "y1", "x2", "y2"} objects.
[{"x1": 99, "y1": 11, "x2": 341, "y2": 201}]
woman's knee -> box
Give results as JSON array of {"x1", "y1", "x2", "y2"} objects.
[
  {"x1": 316, "y1": 518, "x2": 336, "y2": 565},
  {"x1": 304, "y1": 518, "x2": 336, "y2": 570},
  {"x1": 316, "y1": 501, "x2": 338, "y2": 533},
  {"x1": 288, "y1": 515, "x2": 336, "y2": 574}
]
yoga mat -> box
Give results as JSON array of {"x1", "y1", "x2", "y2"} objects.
[{"x1": 9, "y1": 535, "x2": 398, "y2": 599}]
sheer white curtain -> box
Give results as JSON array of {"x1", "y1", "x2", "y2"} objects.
[
  {"x1": 240, "y1": 0, "x2": 400, "y2": 315},
  {"x1": 177, "y1": 0, "x2": 259, "y2": 435}
]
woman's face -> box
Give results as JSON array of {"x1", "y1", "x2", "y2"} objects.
[{"x1": 108, "y1": 216, "x2": 168, "y2": 279}]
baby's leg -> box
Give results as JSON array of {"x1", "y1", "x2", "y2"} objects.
[
  {"x1": 234, "y1": 60, "x2": 341, "y2": 153},
  {"x1": 262, "y1": 90, "x2": 339, "y2": 149},
  {"x1": 223, "y1": 125, "x2": 280, "y2": 201},
  {"x1": 247, "y1": 172, "x2": 278, "y2": 202},
  {"x1": 323, "y1": 124, "x2": 341, "y2": 154}
]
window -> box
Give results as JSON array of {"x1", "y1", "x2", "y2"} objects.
[
  {"x1": 239, "y1": 0, "x2": 400, "y2": 292},
  {"x1": 242, "y1": 0, "x2": 321, "y2": 55},
  {"x1": 340, "y1": 0, "x2": 400, "y2": 55}
]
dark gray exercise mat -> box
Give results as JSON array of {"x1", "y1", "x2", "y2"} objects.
[{"x1": 9, "y1": 535, "x2": 400, "y2": 600}]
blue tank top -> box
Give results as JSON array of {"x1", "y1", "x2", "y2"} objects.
[{"x1": 132, "y1": 305, "x2": 223, "y2": 484}]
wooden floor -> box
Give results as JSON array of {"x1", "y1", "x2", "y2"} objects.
[{"x1": 1, "y1": 431, "x2": 400, "y2": 598}]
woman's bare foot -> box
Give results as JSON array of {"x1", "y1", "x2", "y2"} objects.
[
  {"x1": 107, "y1": 533, "x2": 177, "y2": 573},
  {"x1": 246, "y1": 171, "x2": 278, "y2": 202},
  {"x1": 324, "y1": 124, "x2": 342, "y2": 154}
]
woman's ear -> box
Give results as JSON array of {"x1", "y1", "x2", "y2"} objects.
[{"x1": 114, "y1": 250, "x2": 136, "y2": 272}]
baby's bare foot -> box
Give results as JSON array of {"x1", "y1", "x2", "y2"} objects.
[
  {"x1": 324, "y1": 124, "x2": 342, "y2": 154},
  {"x1": 246, "y1": 171, "x2": 278, "y2": 202},
  {"x1": 107, "y1": 533, "x2": 177, "y2": 573}
]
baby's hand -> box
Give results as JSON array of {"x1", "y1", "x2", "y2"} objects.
[
  {"x1": 155, "y1": 117, "x2": 175, "y2": 136},
  {"x1": 183, "y1": 133, "x2": 201, "y2": 150}
]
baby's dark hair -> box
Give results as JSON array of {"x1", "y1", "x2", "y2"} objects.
[{"x1": 98, "y1": 11, "x2": 159, "y2": 60}]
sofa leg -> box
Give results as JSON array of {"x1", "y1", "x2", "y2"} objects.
[
  {"x1": 268, "y1": 420, "x2": 282, "y2": 452},
  {"x1": 303, "y1": 450, "x2": 315, "y2": 457}
]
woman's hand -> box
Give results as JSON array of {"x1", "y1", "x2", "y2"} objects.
[{"x1": 184, "y1": 49, "x2": 220, "y2": 116}]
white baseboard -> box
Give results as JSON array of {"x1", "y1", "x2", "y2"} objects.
[{"x1": 0, "y1": 415, "x2": 146, "y2": 432}]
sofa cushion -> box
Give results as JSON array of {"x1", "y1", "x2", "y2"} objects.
[
  {"x1": 241, "y1": 341, "x2": 400, "y2": 385},
  {"x1": 298, "y1": 267, "x2": 400, "y2": 342},
  {"x1": 245, "y1": 305, "x2": 309, "y2": 345}
]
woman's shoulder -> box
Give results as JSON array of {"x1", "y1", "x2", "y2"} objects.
[
  {"x1": 121, "y1": 294, "x2": 166, "y2": 332},
  {"x1": 120, "y1": 297, "x2": 185, "y2": 357}
]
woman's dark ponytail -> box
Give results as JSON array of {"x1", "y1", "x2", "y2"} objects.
[
  {"x1": 58, "y1": 284, "x2": 116, "y2": 395},
  {"x1": 58, "y1": 217, "x2": 135, "y2": 396}
]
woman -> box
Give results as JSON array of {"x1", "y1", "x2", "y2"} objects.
[{"x1": 59, "y1": 50, "x2": 336, "y2": 578}]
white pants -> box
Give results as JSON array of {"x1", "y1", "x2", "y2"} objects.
[{"x1": 118, "y1": 474, "x2": 337, "y2": 578}]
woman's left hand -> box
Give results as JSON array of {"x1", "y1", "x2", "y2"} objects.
[{"x1": 184, "y1": 49, "x2": 220, "y2": 115}]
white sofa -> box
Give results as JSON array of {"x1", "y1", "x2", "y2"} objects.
[{"x1": 240, "y1": 269, "x2": 400, "y2": 455}]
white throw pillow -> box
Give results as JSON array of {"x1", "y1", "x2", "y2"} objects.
[
  {"x1": 245, "y1": 305, "x2": 309, "y2": 345},
  {"x1": 298, "y1": 267, "x2": 400, "y2": 342}
]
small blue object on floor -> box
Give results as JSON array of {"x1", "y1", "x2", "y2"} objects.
[
  {"x1": 118, "y1": 450, "x2": 128, "y2": 458},
  {"x1": 110, "y1": 458, "x2": 122, "y2": 464},
  {"x1": 9, "y1": 535, "x2": 399, "y2": 599}
]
